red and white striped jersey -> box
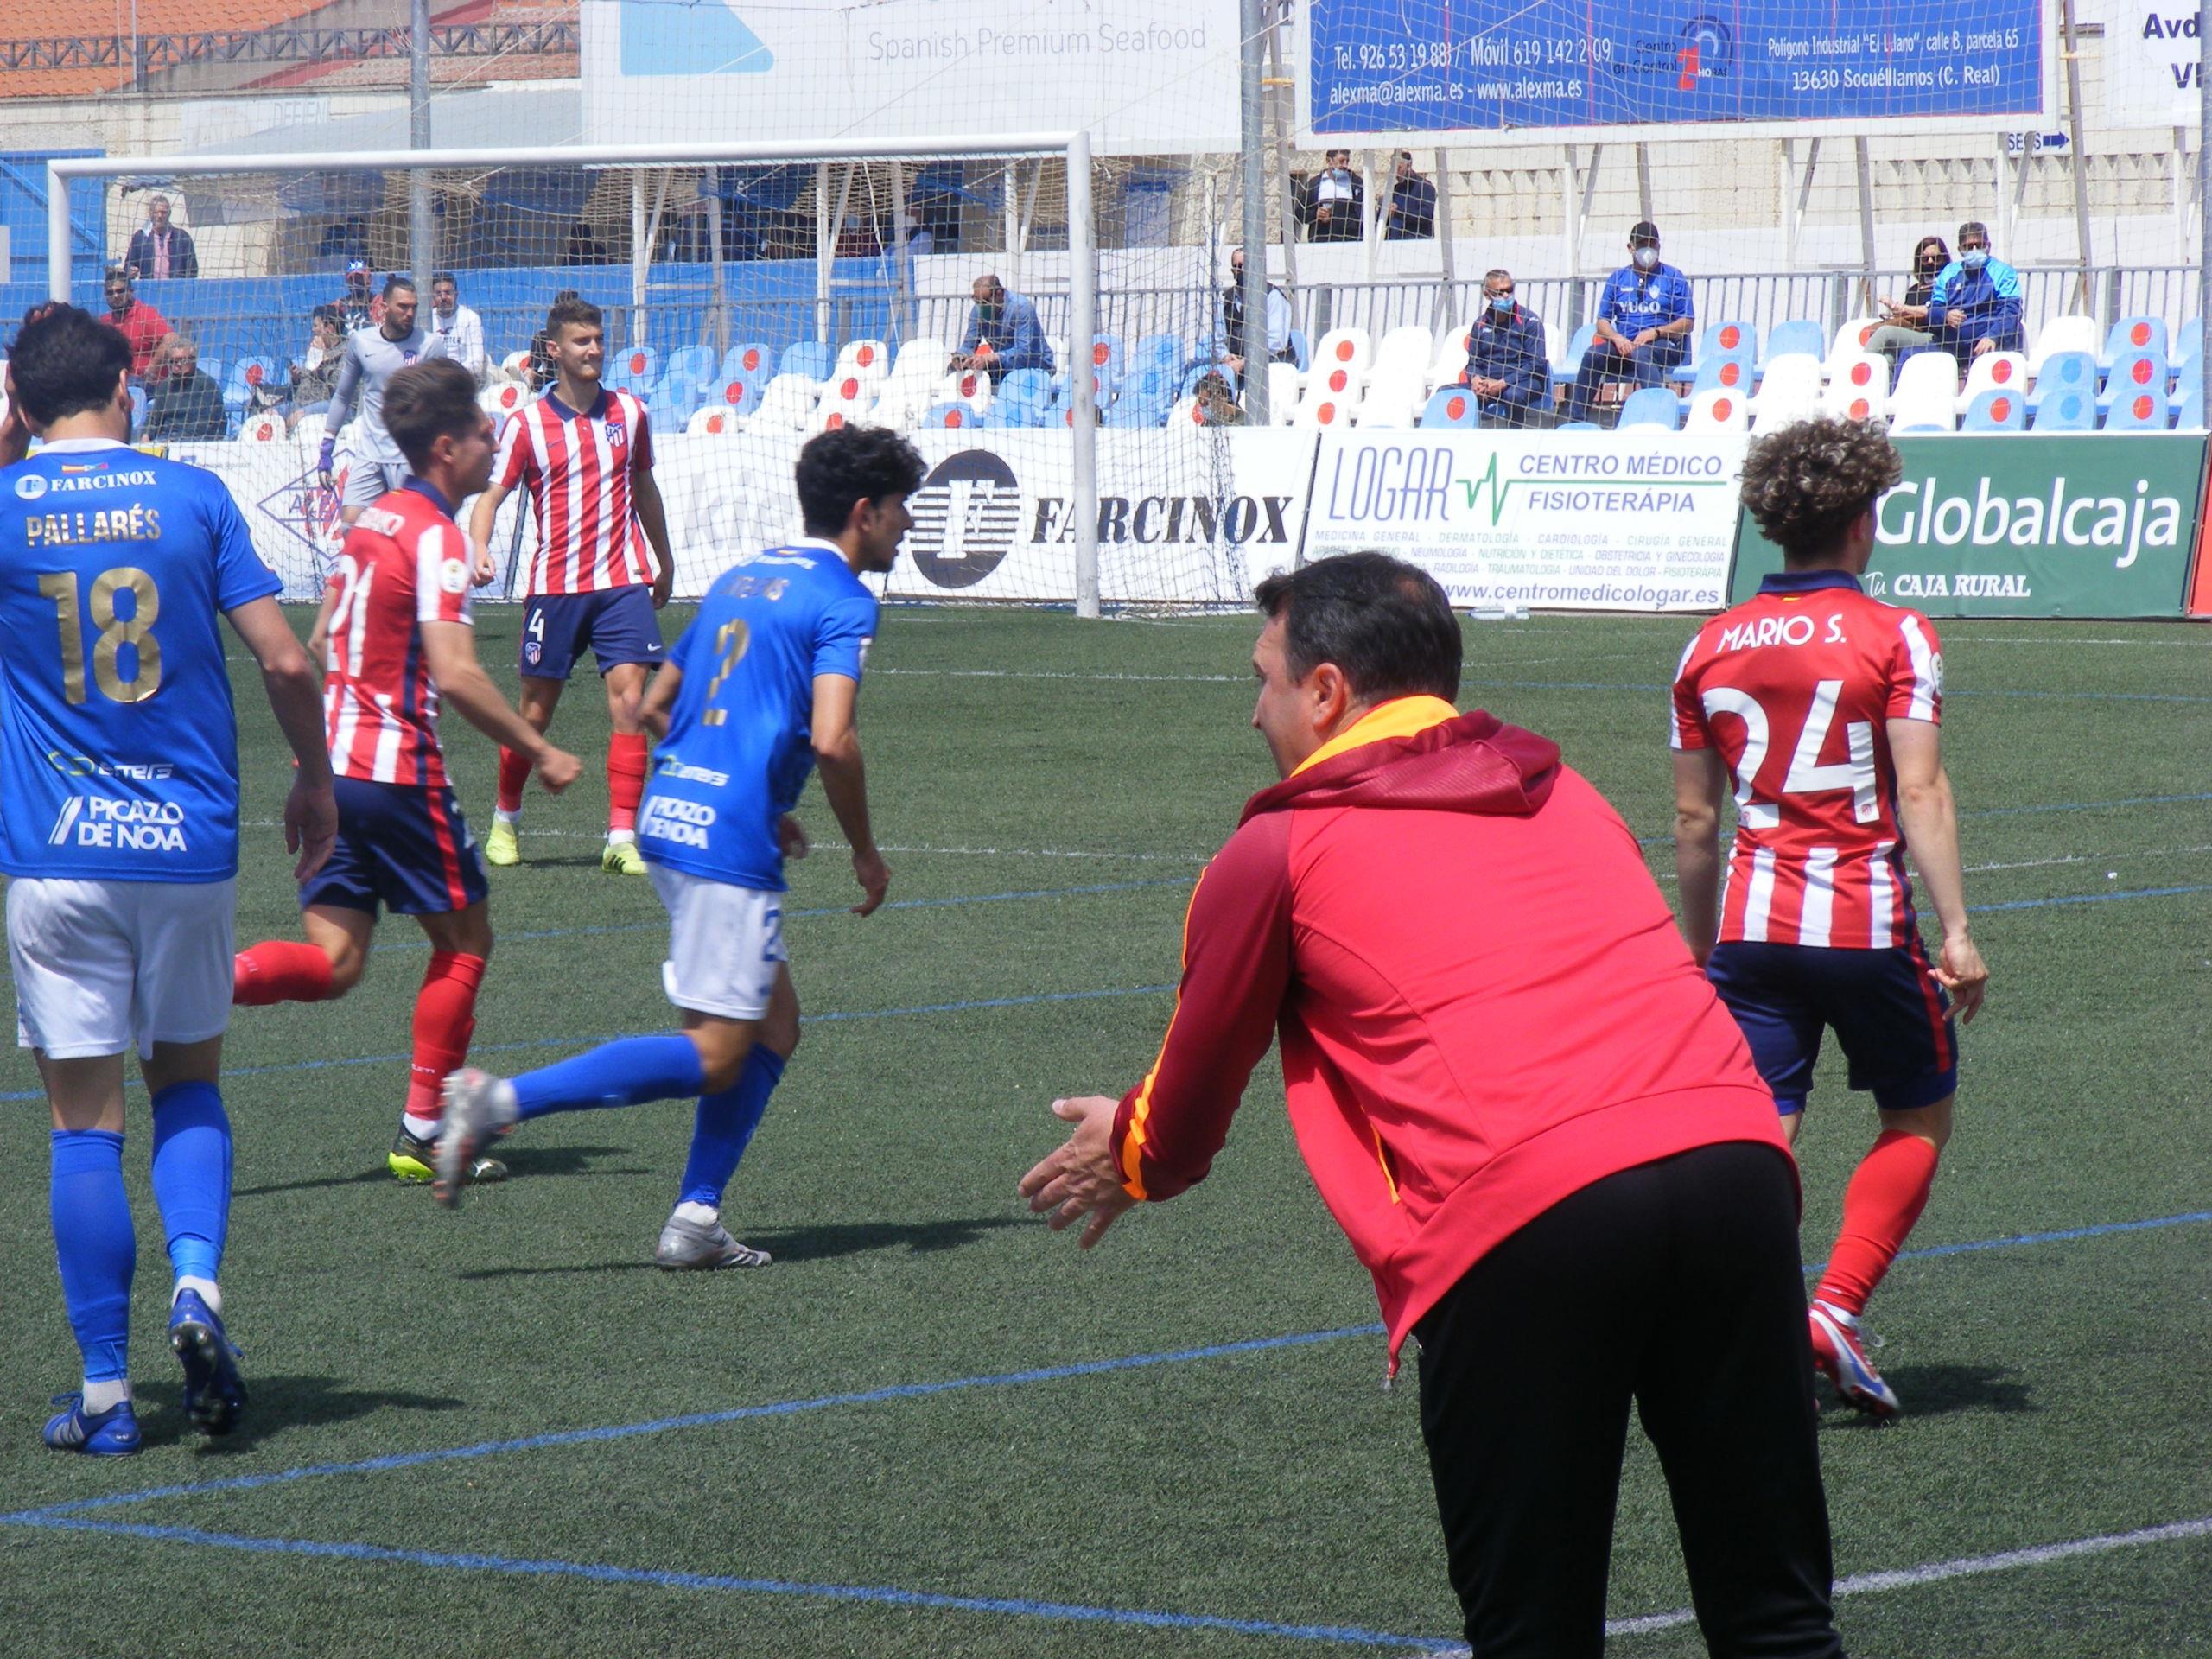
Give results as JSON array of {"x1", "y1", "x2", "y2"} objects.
[
  {"x1": 493, "y1": 386, "x2": 657, "y2": 595},
  {"x1": 1671, "y1": 569, "x2": 1943, "y2": 949},
  {"x1": 323, "y1": 483, "x2": 474, "y2": 787}
]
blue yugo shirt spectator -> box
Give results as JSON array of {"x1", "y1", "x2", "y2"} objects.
[{"x1": 1926, "y1": 251, "x2": 2024, "y2": 358}]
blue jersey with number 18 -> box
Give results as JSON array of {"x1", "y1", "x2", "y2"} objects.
[
  {"x1": 639, "y1": 539, "x2": 875, "y2": 892},
  {"x1": 0, "y1": 438, "x2": 280, "y2": 882}
]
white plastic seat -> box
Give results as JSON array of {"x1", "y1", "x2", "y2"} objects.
[
  {"x1": 1430, "y1": 322, "x2": 1475, "y2": 389},
  {"x1": 240, "y1": 411, "x2": 283, "y2": 442},
  {"x1": 685, "y1": 405, "x2": 742, "y2": 435},
  {"x1": 1959, "y1": 350, "x2": 2030, "y2": 407},
  {"x1": 1887, "y1": 386, "x2": 1957, "y2": 432},
  {"x1": 750, "y1": 372, "x2": 819, "y2": 432},
  {"x1": 480, "y1": 383, "x2": 531, "y2": 419},
  {"x1": 1360, "y1": 365, "x2": 1428, "y2": 429},
  {"x1": 1308, "y1": 327, "x2": 1375, "y2": 386},
  {"x1": 1370, "y1": 325, "x2": 1433, "y2": 386},
  {"x1": 1827, "y1": 317, "x2": 1884, "y2": 378},
  {"x1": 1891, "y1": 351, "x2": 1960, "y2": 405},
  {"x1": 1821, "y1": 353, "x2": 1891, "y2": 422},
  {"x1": 812, "y1": 372, "x2": 879, "y2": 431},
  {"x1": 2030, "y1": 315, "x2": 2101, "y2": 377},
  {"x1": 1751, "y1": 353, "x2": 1823, "y2": 411},
  {"x1": 1266, "y1": 361, "x2": 1302, "y2": 426},
  {"x1": 1293, "y1": 379, "x2": 1363, "y2": 429},
  {"x1": 833, "y1": 339, "x2": 891, "y2": 385},
  {"x1": 868, "y1": 339, "x2": 948, "y2": 427},
  {"x1": 1684, "y1": 387, "x2": 1749, "y2": 431}
]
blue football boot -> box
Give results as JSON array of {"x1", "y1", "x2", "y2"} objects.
[
  {"x1": 170, "y1": 1288, "x2": 247, "y2": 1435},
  {"x1": 42, "y1": 1393, "x2": 143, "y2": 1456}
]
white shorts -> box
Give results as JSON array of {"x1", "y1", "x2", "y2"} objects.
[
  {"x1": 649, "y1": 864, "x2": 786, "y2": 1021},
  {"x1": 340, "y1": 456, "x2": 411, "y2": 512},
  {"x1": 9, "y1": 877, "x2": 238, "y2": 1060}
]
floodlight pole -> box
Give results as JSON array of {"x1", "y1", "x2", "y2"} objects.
[
  {"x1": 410, "y1": 0, "x2": 434, "y2": 287},
  {"x1": 1067, "y1": 130, "x2": 1100, "y2": 620}
]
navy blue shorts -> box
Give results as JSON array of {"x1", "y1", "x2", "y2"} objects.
[
  {"x1": 520, "y1": 587, "x2": 664, "y2": 680},
  {"x1": 300, "y1": 777, "x2": 488, "y2": 918},
  {"x1": 1707, "y1": 941, "x2": 1957, "y2": 1116}
]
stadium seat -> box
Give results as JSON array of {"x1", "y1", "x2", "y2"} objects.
[
  {"x1": 685, "y1": 405, "x2": 742, "y2": 435},
  {"x1": 1361, "y1": 361, "x2": 1429, "y2": 429},
  {"x1": 1430, "y1": 321, "x2": 1475, "y2": 389},
  {"x1": 2031, "y1": 389, "x2": 2095, "y2": 431},
  {"x1": 835, "y1": 339, "x2": 891, "y2": 384},
  {"x1": 481, "y1": 383, "x2": 532, "y2": 421},
  {"x1": 1959, "y1": 350, "x2": 2029, "y2": 406},
  {"x1": 750, "y1": 372, "x2": 819, "y2": 431},
  {"x1": 1131, "y1": 333, "x2": 1184, "y2": 378},
  {"x1": 1960, "y1": 389, "x2": 2026, "y2": 431},
  {"x1": 2172, "y1": 385, "x2": 2205, "y2": 430},
  {"x1": 1888, "y1": 388, "x2": 1956, "y2": 433},
  {"x1": 2102, "y1": 386, "x2": 2169, "y2": 431},
  {"x1": 1558, "y1": 421, "x2": 1601, "y2": 432},
  {"x1": 239, "y1": 411, "x2": 283, "y2": 442},
  {"x1": 779, "y1": 340, "x2": 835, "y2": 384},
  {"x1": 1763, "y1": 320, "x2": 1827, "y2": 365},
  {"x1": 2098, "y1": 348, "x2": 2168, "y2": 413},
  {"x1": 994, "y1": 367, "x2": 1052, "y2": 426},
  {"x1": 1287, "y1": 330, "x2": 1312, "y2": 373},
  {"x1": 663, "y1": 344, "x2": 716, "y2": 395},
  {"x1": 870, "y1": 340, "x2": 950, "y2": 428},
  {"x1": 1751, "y1": 353, "x2": 1822, "y2": 411},
  {"x1": 712, "y1": 376, "x2": 766, "y2": 420},
  {"x1": 948, "y1": 365, "x2": 997, "y2": 418},
  {"x1": 1085, "y1": 332, "x2": 1128, "y2": 388},
  {"x1": 1681, "y1": 319, "x2": 1756, "y2": 385},
  {"x1": 1266, "y1": 361, "x2": 1302, "y2": 425},
  {"x1": 2100, "y1": 316, "x2": 2168, "y2": 371},
  {"x1": 224, "y1": 354, "x2": 279, "y2": 409},
  {"x1": 1553, "y1": 322, "x2": 1598, "y2": 393},
  {"x1": 1370, "y1": 325, "x2": 1433, "y2": 385},
  {"x1": 2029, "y1": 315, "x2": 2100, "y2": 377},
  {"x1": 1308, "y1": 327, "x2": 1374, "y2": 386},
  {"x1": 1103, "y1": 392, "x2": 1170, "y2": 428},
  {"x1": 1892, "y1": 351, "x2": 1960, "y2": 407},
  {"x1": 2029, "y1": 350, "x2": 2098, "y2": 409},
  {"x1": 1167, "y1": 394, "x2": 1205, "y2": 428},
  {"x1": 1419, "y1": 386, "x2": 1480, "y2": 428},
  {"x1": 128, "y1": 385, "x2": 148, "y2": 439},
  {"x1": 721, "y1": 340, "x2": 777, "y2": 382},
  {"x1": 1684, "y1": 388, "x2": 1747, "y2": 431},
  {"x1": 1827, "y1": 317, "x2": 1885, "y2": 376},
  {"x1": 1617, "y1": 386, "x2": 1681, "y2": 430},
  {"x1": 655, "y1": 370, "x2": 707, "y2": 427},
  {"x1": 608, "y1": 345, "x2": 658, "y2": 396},
  {"x1": 1821, "y1": 353, "x2": 1891, "y2": 423},
  {"x1": 2174, "y1": 322, "x2": 2202, "y2": 386},
  {"x1": 1687, "y1": 355, "x2": 1755, "y2": 399},
  {"x1": 919, "y1": 401, "x2": 976, "y2": 429},
  {"x1": 1293, "y1": 384, "x2": 1361, "y2": 428},
  {"x1": 815, "y1": 369, "x2": 879, "y2": 428}
]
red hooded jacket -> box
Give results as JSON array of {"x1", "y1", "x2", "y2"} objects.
[{"x1": 1110, "y1": 696, "x2": 1789, "y2": 1366}]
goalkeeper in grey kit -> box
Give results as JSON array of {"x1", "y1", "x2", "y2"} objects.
[{"x1": 320, "y1": 275, "x2": 450, "y2": 526}]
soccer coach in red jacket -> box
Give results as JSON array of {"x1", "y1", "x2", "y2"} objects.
[{"x1": 1021, "y1": 552, "x2": 1844, "y2": 1658}]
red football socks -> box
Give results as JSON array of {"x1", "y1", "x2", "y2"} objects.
[
  {"x1": 496, "y1": 746, "x2": 532, "y2": 815},
  {"x1": 607, "y1": 731, "x2": 649, "y2": 834},
  {"x1": 404, "y1": 950, "x2": 488, "y2": 1122},
  {"x1": 1814, "y1": 1129, "x2": 1942, "y2": 1316},
  {"x1": 232, "y1": 940, "x2": 337, "y2": 1007}
]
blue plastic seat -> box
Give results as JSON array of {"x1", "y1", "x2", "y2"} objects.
[
  {"x1": 919, "y1": 400, "x2": 976, "y2": 429},
  {"x1": 2098, "y1": 348, "x2": 2169, "y2": 412},
  {"x1": 2101, "y1": 386, "x2": 2169, "y2": 430},
  {"x1": 1419, "y1": 386, "x2": 1481, "y2": 428},
  {"x1": 2030, "y1": 351, "x2": 2098, "y2": 407},
  {"x1": 1687, "y1": 354, "x2": 1756, "y2": 399},
  {"x1": 606, "y1": 344, "x2": 658, "y2": 397},
  {"x1": 1552, "y1": 322, "x2": 1598, "y2": 394},
  {"x1": 995, "y1": 367, "x2": 1054, "y2": 427},
  {"x1": 1961, "y1": 388, "x2": 2026, "y2": 430},
  {"x1": 779, "y1": 340, "x2": 834, "y2": 382},
  {"x1": 663, "y1": 344, "x2": 716, "y2": 393},
  {"x1": 1681, "y1": 319, "x2": 1756, "y2": 385},
  {"x1": 1764, "y1": 320, "x2": 1826, "y2": 364},
  {"x1": 2100, "y1": 316, "x2": 2169, "y2": 371},
  {"x1": 721, "y1": 340, "x2": 777, "y2": 382},
  {"x1": 2172, "y1": 385, "x2": 2204, "y2": 430},
  {"x1": 224, "y1": 354, "x2": 279, "y2": 410},
  {"x1": 2031, "y1": 390, "x2": 2095, "y2": 431},
  {"x1": 1131, "y1": 333, "x2": 1184, "y2": 377},
  {"x1": 1617, "y1": 386, "x2": 1681, "y2": 430}
]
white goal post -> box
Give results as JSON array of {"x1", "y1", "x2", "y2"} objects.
[{"x1": 45, "y1": 133, "x2": 1108, "y2": 618}]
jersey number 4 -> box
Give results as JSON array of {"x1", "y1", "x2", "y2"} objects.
[
  {"x1": 39, "y1": 567, "x2": 162, "y2": 705},
  {"x1": 1700, "y1": 679, "x2": 1878, "y2": 830}
]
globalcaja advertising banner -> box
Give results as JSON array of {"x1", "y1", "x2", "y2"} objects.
[
  {"x1": 1302, "y1": 429, "x2": 1746, "y2": 612},
  {"x1": 1300, "y1": 0, "x2": 2050, "y2": 141},
  {"x1": 1728, "y1": 435, "x2": 2207, "y2": 618}
]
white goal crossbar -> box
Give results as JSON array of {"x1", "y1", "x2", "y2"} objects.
[{"x1": 46, "y1": 132, "x2": 1106, "y2": 617}]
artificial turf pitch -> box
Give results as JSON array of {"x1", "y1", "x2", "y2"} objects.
[{"x1": 1, "y1": 604, "x2": 2208, "y2": 1657}]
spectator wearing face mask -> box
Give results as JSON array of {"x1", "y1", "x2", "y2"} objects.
[
  {"x1": 1460, "y1": 269, "x2": 1550, "y2": 428},
  {"x1": 1566, "y1": 221, "x2": 1694, "y2": 424},
  {"x1": 949, "y1": 273, "x2": 1053, "y2": 381},
  {"x1": 1923, "y1": 221, "x2": 2023, "y2": 365},
  {"x1": 1301, "y1": 150, "x2": 1365, "y2": 243},
  {"x1": 1866, "y1": 236, "x2": 1952, "y2": 365}
]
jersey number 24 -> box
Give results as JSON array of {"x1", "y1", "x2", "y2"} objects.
[{"x1": 1700, "y1": 678, "x2": 1878, "y2": 830}]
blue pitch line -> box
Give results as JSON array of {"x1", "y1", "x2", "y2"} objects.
[
  {"x1": 0, "y1": 1517, "x2": 1439, "y2": 1649},
  {"x1": 1969, "y1": 882, "x2": 2212, "y2": 913},
  {"x1": 0, "y1": 982, "x2": 1181, "y2": 1104},
  {"x1": 3, "y1": 1325, "x2": 1383, "y2": 1523}
]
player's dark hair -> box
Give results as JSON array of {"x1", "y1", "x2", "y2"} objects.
[
  {"x1": 795, "y1": 425, "x2": 925, "y2": 536},
  {"x1": 1253, "y1": 552, "x2": 1461, "y2": 703},
  {"x1": 384, "y1": 358, "x2": 482, "y2": 470},
  {"x1": 1738, "y1": 416, "x2": 1904, "y2": 565},
  {"x1": 6, "y1": 302, "x2": 132, "y2": 426},
  {"x1": 382, "y1": 275, "x2": 416, "y2": 301},
  {"x1": 546, "y1": 294, "x2": 602, "y2": 336}
]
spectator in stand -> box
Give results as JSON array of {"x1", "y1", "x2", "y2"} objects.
[
  {"x1": 141, "y1": 335, "x2": 227, "y2": 442},
  {"x1": 99, "y1": 269, "x2": 170, "y2": 383},
  {"x1": 1461, "y1": 268, "x2": 1549, "y2": 428},
  {"x1": 1192, "y1": 371, "x2": 1245, "y2": 426},
  {"x1": 1923, "y1": 221, "x2": 2024, "y2": 365},
  {"x1": 1221, "y1": 246, "x2": 1295, "y2": 382},
  {"x1": 1386, "y1": 152, "x2": 1438, "y2": 240},
  {"x1": 1866, "y1": 235, "x2": 1951, "y2": 365},
  {"x1": 1300, "y1": 149, "x2": 1364, "y2": 242},
  {"x1": 949, "y1": 273, "x2": 1053, "y2": 381},
  {"x1": 1566, "y1": 220, "x2": 1695, "y2": 424},
  {"x1": 124, "y1": 194, "x2": 200, "y2": 281},
  {"x1": 286, "y1": 304, "x2": 347, "y2": 431},
  {"x1": 428, "y1": 272, "x2": 487, "y2": 385},
  {"x1": 338, "y1": 259, "x2": 382, "y2": 334}
]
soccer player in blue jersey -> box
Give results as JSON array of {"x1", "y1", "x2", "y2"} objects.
[
  {"x1": 0, "y1": 304, "x2": 337, "y2": 1453},
  {"x1": 436, "y1": 425, "x2": 921, "y2": 1268}
]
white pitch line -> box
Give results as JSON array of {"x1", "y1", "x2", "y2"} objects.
[{"x1": 1414, "y1": 1514, "x2": 2212, "y2": 1654}]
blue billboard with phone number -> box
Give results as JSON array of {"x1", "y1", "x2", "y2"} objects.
[{"x1": 1306, "y1": 0, "x2": 2045, "y2": 135}]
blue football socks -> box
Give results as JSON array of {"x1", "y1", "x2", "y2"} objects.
[
  {"x1": 50, "y1": 1129, "x2": 135, "y2": 1386},
  {"x1": 511, "y1": 1033, "x2": 706, "y2": 1122},
  {"x1": 149, "y1": 1082, "x2": 232, "y2": 1290},
  {"x1": 679, "y1": 1046, "x2": 786, "y2": 1210}
]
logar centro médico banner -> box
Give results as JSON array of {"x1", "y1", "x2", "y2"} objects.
[
  {"x1": 1728, "y1": 434, "x2": 2208, "y2": 618},
  {"x1": 1301, "y1": 429, "x2": 1746, "y2": 612}
]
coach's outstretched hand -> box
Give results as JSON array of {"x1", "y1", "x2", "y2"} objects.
[{"x1": 1020, "y1": 1096, "x2": 1137, "y2": 1249}]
